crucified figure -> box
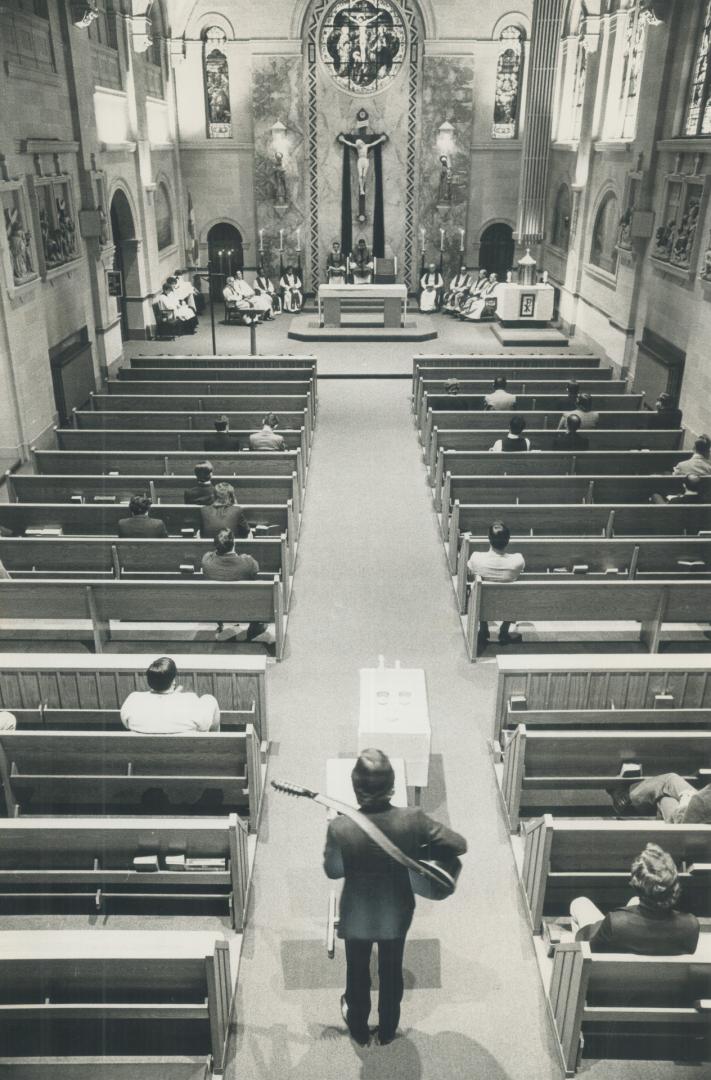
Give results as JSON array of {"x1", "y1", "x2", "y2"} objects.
[{"x1": 337, "y1": 132, "x2": 388, "y2": 196}]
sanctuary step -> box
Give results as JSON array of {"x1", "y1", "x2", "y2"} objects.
[
  {"x1": 492, "y1": 325, "x2": 570, "y2": 347},
  {"x1": 288, "y1": 316, "x2": 437, "y2": 343}
]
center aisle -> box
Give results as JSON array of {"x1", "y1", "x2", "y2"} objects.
[{"x1": 228, "y1": 379, "x2": 559, "y2": 1078}]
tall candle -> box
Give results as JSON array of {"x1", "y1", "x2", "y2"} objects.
[
  {"x1": 279, "y1": 229, "x2": 284, "y2": 251},
  {"x1": 439, "y1": 228, "x2": 445, "y2": 251},
  {"x1": 296, "y1": 227, "x2": 301, "y2": 251},
  {"x1": 459, "y1": 228, "x2": 465, "y2": 252},
  {"x1": 258, "y1": 229, "x2": 264, "y2": 253},
  {"x1": 420, "y1": 227, "x2": 425, "y2": 253},
  {"x1": 227, "y1": 249, "x2": 233, "y2": 275}
]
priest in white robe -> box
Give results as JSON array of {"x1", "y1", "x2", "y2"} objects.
[
  {"x1": 460, "y1": 272, "x2": 501, "y2": 321},
  {"x1": 419, "y1": 264, "x2": 444, "y2": 312},
  {"x1": 252, "y1": 266, "x2": 279, "y2": 318},
  {"x1": 443, "y1": 266, "x2": 471, "y2": 313},
  {"x1": 458, "y1": 269, "x2": 489, "y2": 318},
  {"x1": 280, "y1": 266, "x2": 303, "y2": 312}
]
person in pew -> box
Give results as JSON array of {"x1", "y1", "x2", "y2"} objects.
[
  {"x1": 202, "y1": 528, "x2": 273, "y2": 645},
  {"x1": 120, "y1": 656, "x2": 220, "y2": 733},
  {"x1": 444, "y1": 377, "x2": 460, "y2": 396},
  {"x1": 0, "y1": 711, "x2": 16, "y2": 730},
  {"x1": 569, "y1": 843, "x2": 700, "y2": 955},
  {"x1": 564, "y1": 380, "x2": 580, "y2": 409},
  {"x1": 673, "y1": 434, "x2": 711, "y2": 478},
  {"x1": 203, "y1": 416, "x2": 240, "y2": 454},
  {"x1": 648, "y1": 392, "x2": 683, "y2": 430},
  {"x1": 606, "y1": 771, "x2": 711, "y2": 823},
  {"x1": 467, "y1": 520, "x2": 525, "y2": 654},
  {"x1": 249, "y1": 413, "x2": 286, "y2": 452},
  {"x1": 0, "y1": 558, "x2": 10, "y2": 580},
  {"x1": 200, "y1": 483, "x2": 251, "y2": 540},
  {"x1": 650, "y1": 474, "x2": 704, "y2": 504},
  {"x1": 552, "y1": 412, "x2": 590, "y2": 452},
  {"x1": 557, "y1": 391, "x2": 600, "y2": 431},
  {"x1": 184, "y1": 462, "x2": 217, "y2": 506},
  {"x1": 484, "y1": 376, "x2": 517, "y2": 411},
  {"x1": 489, "y1": 414, "x2": 531, "y2": 452},
  {"x1": 323, "y1": 749, "x2": 467, "y2": 1047},
  {"x1": 117, "y1": 495, "x2": 169, "y2": 538}
]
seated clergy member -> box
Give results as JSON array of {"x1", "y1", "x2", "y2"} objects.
[
  {"x1": 443, "y1": 266, "x2": 471, "y2": 313},
  {"x1": 673, "y1": 434, "x2": 711, "y2": 477},
  {"x1": 570, "y1": 843, "x2": 700, "y2": 955},
  {"x1": 203, "y1": 415, "x2": 240, "y2": 453},
  {"x1": 326, "y1": 240, "x2": 347, "y2": 284},
  {"x1": 458, "y1": 269, "x2": 488, "y2": 318},
  {"x1": 558, "y1": 391, "x2": 600, "y2": 430},
  {"x1": 184, "y1": 461, "x2": 217, "y2": 506},
  {"x1": 222, "y1": 275, "x2": 257, "y2": 324},
  {"x1": 280, "y1": 265, "x2": 303, "y2": 312},
  {"x1": 350, "y1": 238, "x2": 373, "y2": 284},
  {"x1": 607, "y1": 771, "x2": 711, "y2": 824},
  {"x1": 484, "y1": 375, "x2": 517, "y2": 411},
  {"x1": 323, "y1": 749, "x2": 467, "y2": 1047},
  {"x1": 171, "y1": 269, "x2": 198, "y2": 314},
  {"x1": 467, "y1": 521, "x2": 525, "y2": 653},
  {"x1": 249, "y1": 413, "x2": 286, "y2": 452},
  {"x1": 651, "y1": 474, "x2": 704, "y2": 504},
  {"x1": 419, "y1": 263, "x2": 444, "y2": 313},
  {"x1": 121, "y1": 656, "x2": 220, "y2": 733},
  {"x1": 648, "y1": 392, "x2": 683, "y2": 430},
  {"x1": 117, "y1": 495, "x2": 169, "y2": 538},
  {"x1": 202, "y1": 528, "x2": 273, "y2": 644},
  {"x1": 157, "y1": 281, "x2": 197, "y2": 335},
  {"x1": 200, "y1": 482, "x2": 251, "y2": 540},
  {"x1": 552, "y1": 411, "x2": 590, "y2": 452},
  {"x1": 489, "y1": 414, "x2": 531, "y2": 452},
  {"x1": 253, "y1": 265, "x2": 280, "y2": 316},
  {"x1": 460, "y1": 272, "x2": 500, "y2": 321}
]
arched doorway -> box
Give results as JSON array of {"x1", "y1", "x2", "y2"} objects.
[
  {"x1": 207, "y1": 222, "x2": 243, "y2": 298},
  {"x1": 479, "y1": 222, "x2": 515, "y2": 280},
  {"x1": 110, "y1": 189, "x2": 140, "y2": 341}
]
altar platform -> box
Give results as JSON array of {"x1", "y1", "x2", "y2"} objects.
[{"x1": 287, "y1": 313, "x2": 438, "y2": 343}]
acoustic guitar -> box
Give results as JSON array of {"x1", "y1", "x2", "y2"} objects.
[{"x1": 271, "y1": 779, "x2": 461, "y2": 901}]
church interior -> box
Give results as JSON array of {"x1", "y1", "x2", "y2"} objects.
[{"x1": 1, "y1": 1, "x2": 711, "y2": 1078}]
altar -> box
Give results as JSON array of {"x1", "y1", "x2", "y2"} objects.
[
  {"x1": 495, "y1": 283, "x2": 555, "y2": 326},
  {"x1": 318, "y1": 283, "x2": 407, "y2": 329}
]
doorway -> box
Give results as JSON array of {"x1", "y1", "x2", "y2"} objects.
[
  {"x1": 207, "y1": 222, "x2": 243, "y2": 298},
  {"x1": 110, "y1": 189, "x2": 138, "y2": 341},
  {"x1": 479, "y1": 222, "x2": 515, "y2": 280}
]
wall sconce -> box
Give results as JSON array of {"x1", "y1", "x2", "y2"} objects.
[
  {"x1": 271, "y1": 119, "x2": 288, "y2": 155},
  {"x1": 437, "y1": 120, "x2": 455, "y2": 158}
]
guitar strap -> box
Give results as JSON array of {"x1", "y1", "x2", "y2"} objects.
[{"x1": 324, "y1": 793, "x2": 435, "y2": 885}]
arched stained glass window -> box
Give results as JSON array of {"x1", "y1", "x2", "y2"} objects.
[
  {"x1": 155, "y1": 181, "x2": 173, "y2": 250},
  {"x1": 204, "y1": 26, "x2": 231, "y2": 139},
  {"x1": 492, "y1": 26, "x2": 524, "y2": 139},
  {"x1": 551, "y1": 184, "x2": 572, "y2": 250},
  {"x1": 590, "y1": 190, "x2": 619, "y2": 275},
  {"x1": 685, "y1": 1, "x2": 711, "y2": 136}
]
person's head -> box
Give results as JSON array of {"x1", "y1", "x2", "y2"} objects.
[
  {"x1": 629, "y1": 843, "x2": 681, "y2": 911},
  {"x1": 128, "y1": 494, "x2": 152, "y2": 517},
  {"x1": 459, "y1": 265, "x2": 467, "y2": 275},
  {"x1": 493, "y1": 376, "x2": 508, "y2": 391},
  {"x1": 478, "y1": 269, "x2": 487, "y2": 279},
  {"x1": 489, "y1": 272, "x2": 498, "y2": 283},
  {"x1": 488, "y1": 520, "x2": 511, "y2": 552},
  {"x1": 358, "y1": 238, "x2": 366, "y2": 249},
  {"x1": 257, "y1": 264, "x2": 265, "y2": 277},
  {"x1": 694, "y1": 434, "x2": 711, "y2": 458},
  {"x1": 351, "y1": 748, "x2": 395, "y2": 809},
  {"x1": 234, "y1": 270, "x2": 243, "y2": 280},
  {"x1": 509, "y1": 415, "x2": 526, "y2": 436},
  {"x1": 577, "y1": 392, "x2": 593, "y2": 413},
  {"x1": 146, "y1": 656, "x2": 177, "y2": 693},
  {"x1": 566, "y1": 412, "x2": 582, "y2": 435},
  {"x1": 566, "y1": 379, "x2": 580, "y2": 400},
  {"x1": 285, "y1": 264, "x2": 294, "y2": 275},
  {"x1": 166, "y1": 276, "x2": 178, "y2": 287},
  {"x1": 225, "y1": 275, "x2": 235, "y2": 287},
  {"x1": 332, "y1": 241, "x2": 340, "y2": 252},
  {"x1": 173, "y1": 268, "x2": 184, "y2": 279},
  {"x1": 212, "y1": 482, "x2": 236, "y2": 509},
  {"x1": 161, "y1": 282, "x2": 171, "y2": 295},
  {"x1": 263, "y1": 412, "x2": 279, "y2": 430},
  {"x1": 194, "y1": 461, "x2": 213, "y2": 484},
  {"x1": 214, "y1": 415, "x2": 229, "y2": 433},
  {"x1": 214, "y1": 528, "x2": 235, "y2": 556},
  {"x1": 445, "y1": 377, "x2": 460, "y2": 396},
  {"x1": 656, "y1": 392, "x2": 675, "y2": 412},
  {"x1": 683, "y1": 474, "x2": 702, "y2": 494},
  {"x1": 428, "y1": 262, "x2": 436, "y2": 272}
]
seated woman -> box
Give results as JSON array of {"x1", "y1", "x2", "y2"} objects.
[
  {"x1": 157, "y1": 281, "x2": 198, "y2": 335},
  {"x1": 325, "y1": 240, "x2": 347, "y2": 285},
  {"x1": 460, "y1": 272, "x2": 501, "y2": 321},
  {"x1": 570, "y1": 843, "x2": 699, "y2": 955},
  {"x1": 419, "y1": 263, "x2": 444, "y2": 313},
  {"x1": 458, "y1": 269, "x2": 489, "y2": 318},
  {"x1": 251, "y1": 266, "x2": 278, "y2": 319},
  {"x1": 442, "y1": 266, "x2": 471, "y2": 314},
  {"x1": 280, "y1": 265, "x2": 303, "y2": 312},
  {"x1": 199, "y1": 482, "x2": 251, "y2": 540}
]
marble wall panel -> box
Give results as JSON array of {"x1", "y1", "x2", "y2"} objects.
[
  {"x1": 251, "y1": 56, "x2": 307, "y2": 281},
  {"x1": 418, "y1": 55, "x2": 474, "y2": 284}
]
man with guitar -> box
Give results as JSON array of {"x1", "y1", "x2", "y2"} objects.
[{"x1": 322, "y1": 749, "x2": 467, "y2": 1047}]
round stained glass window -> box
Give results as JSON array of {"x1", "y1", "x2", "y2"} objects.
[{"x1": 319, "y1": 0, "x2": 407, "y2": 96}]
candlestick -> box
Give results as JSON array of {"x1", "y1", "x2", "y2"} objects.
[
  {"x1": 420, "y1": 226, "x2": 425, "y2": 254},
  {"x1": 279, "y1": 229, "x2": 284, "y2": 251},
  {"x1": 439, "y1": 228, "x2": 445, "y2": 251},
  {"x1": 258, "y1": 228, "x2": 264, "y2": 254},
  {"x1": 459, "y1": 228, "x2": 465, "y2": 252},
  {"x1": 227, "y1": 249, "x2": 233, "y2": 275},
  {"x1": 296, "y1": 226, "x2": 301, "y2": 252}
]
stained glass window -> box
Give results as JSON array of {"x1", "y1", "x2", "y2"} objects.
[
  {"x1": 319, "y1": 1, "x2": 407, "y2": 97},
  {"x1": 685, "y1": 1, "x2": 711, "y2": 135},
  {"x1": 590, "y1": 191, "x2": 619, "y2": 275},
  {"x1": 492, "y1": 26, "x2": 524, "y2": 139},
  {"x1": 204, "y1": 27, "x2": 231, "y2": 139},
  {"x1": 618, "y1": 2, "x2": 646, "y2": 139},
  {"x1": 571, "y1": 38, "x2": 587, "y2": 141},
  {"x1": 154, "y1": 182, "x2": 173, "y2": 251}
]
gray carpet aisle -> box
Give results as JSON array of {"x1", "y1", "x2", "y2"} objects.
[{"x1": 227, "y1": 379, "x2": 560, "y2": 1079}]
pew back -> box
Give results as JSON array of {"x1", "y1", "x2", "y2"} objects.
[
  {"x1": 130, "y1": 352, "x2": 316, "y2": 370},
  {"x1": 74, "y1": 408, "x2": 308, "y2": 431},
  {"x1": 57, "y1": 425, "x2": 309, "y2": 464}
]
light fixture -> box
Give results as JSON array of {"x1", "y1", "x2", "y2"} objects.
[{"x1": 437, "y1": 120, "x2": 455, "y2": 157}]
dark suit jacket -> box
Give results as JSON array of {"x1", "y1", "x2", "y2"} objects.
[
  {"x1": 324, "y1": 804, "x2": 467, "y2": 940},
  {"x1": 199, "y1": 505, "x2": 250, "y2": 539},
  {"x1": 552, "y1": 432, "x2": 590, "y2": 452},
  {"x1": 578, "y1": 901, "x2": 699, "y2": 955},
  {"x1": 203, "y1": 432, "x2": 241, "y2": 453},
  {"x1": 117, "y1": 515, "x2": 169, "y2": 538},
  {"x1": 648, "y1": 407, "x2": 682, "y2": 429},
  {"x1": 183, "y1": 482, "x2": 216, "y2": 506}
]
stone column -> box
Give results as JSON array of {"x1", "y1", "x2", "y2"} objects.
[{"x1": 516, "y1": 0, "x2": 566, "y2": 249}]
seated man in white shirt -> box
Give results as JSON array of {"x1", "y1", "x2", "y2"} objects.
[
  {"x1": 673, "y1": 434, "x2": 711, "y2": 478},
  {"x1": 120, "y1": 656, "x2": 220, "y2": 733},
  {"x1": 485, "y1": 375, "x2": 517, "y2": 411},
  {"x1": 467, "y1": 521, "x2": 525, "y2": 655},
  {"x1": 489, "y1": 414, "x2": 531, "y2": 453}
]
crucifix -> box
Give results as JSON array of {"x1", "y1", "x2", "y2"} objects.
[{"x1": 337, "y1": 108, "x2": 388, "y2": 225}]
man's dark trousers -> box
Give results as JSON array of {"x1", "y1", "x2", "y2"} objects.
[{"x1": 344, "y1": 938, "x2": 406, "y2": 1043}]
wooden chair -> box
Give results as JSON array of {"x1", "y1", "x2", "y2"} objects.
[{"x1": 152, "y1": 301, "x2": 176, "y2": 341}]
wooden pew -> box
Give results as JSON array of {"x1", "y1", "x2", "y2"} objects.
[
  {"x1": 125, "y1": 361, "x2": 314, "y2": 379},
  {"x1": 447, "y1": 503, "x2": 711, "y2": 571},
  {"x1": 0, "y1": 815, "x2": 252, "y2": 928},
  {"x1": 0, "y1": 726, "x2": 264, "y2": 825},
  {"x1": 411, "y1": 352, "x2": 601, "y2": 395},
  {"x1": 420, "y1": 391, "x2": 643, "y2": 433},
  {"x1": 0, "y1": 579, "x2": 286, "y2": 659},
  {"x1": 464, "y1": 578, "x2": 711, "y2": 661},
  {"x1": 496, "y1": 725, "x2": 711, "y2": 830},
  {"x1": 0, "y1": 534, "x2": 293, "y2": 612},
  {"x1": 118, "y1": 366, "x2": 314, "y2": 388},
  {"x1": 0, "y1": 651, "x2": 268, "y2": 738},
  {"x1": 130, "y1": 352, "x2": 316, "y2": 370},
  {"x1": 544, "y1": 942, "x2": 711, "y2": 1076},
  {"x1": 521, "y1": 817, "x2": 711, "y2": 934},
  {"x1": 0, "y1": 929, "x2": 236, "y2": 1073},
  {"x1": 6, "y1": 704, "x2": 252, "y2": 731},
  {"x1": 57, "y1": 425, "x2": 309, "y2": 466},
  {"x1": 105, "y1": 380, "x2": 317, "y2": 426},
  {"x1": 442, "y1": 477, "x2": 711, "y2": 538},
  {"x1": 90, "y1": 390, "x2": 313, "y2": 419},
  {"x1": 415, "y1": 376, "x2": 624, "y2": 418},
  {"x1": 501, "y1": 702, "x2": 711, "y2": 739},
  {"x1": 73, "y1": 406, "x2": 309, "y2": 434},
  {"x1": 455, "y1": 536, "x2": 711, "y2": 611}
]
